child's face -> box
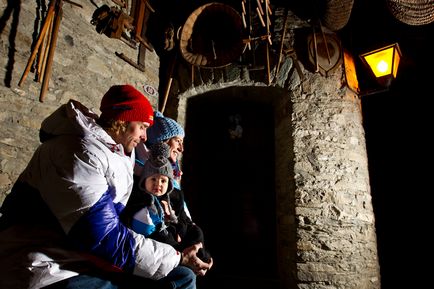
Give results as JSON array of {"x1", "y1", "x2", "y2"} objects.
[{"x1": 145, "y1": 174, "x2": 169, "y2": 196}]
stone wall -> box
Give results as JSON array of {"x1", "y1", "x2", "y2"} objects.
[{"x1": 0, "y1": 1, "x2": 381, "y2": 288}]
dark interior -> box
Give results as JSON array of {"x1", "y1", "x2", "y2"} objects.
[{"x1": 182, "y1": 90, "x2": 278, "y2": 289}]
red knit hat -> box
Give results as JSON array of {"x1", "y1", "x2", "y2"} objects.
[{"x1": 100, "y1": 84, "x2": 154, "y2": 125}]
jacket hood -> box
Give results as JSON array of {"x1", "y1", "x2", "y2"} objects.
[{"x1": 40, "y1": 99, "x2": 121, "y2": 152}]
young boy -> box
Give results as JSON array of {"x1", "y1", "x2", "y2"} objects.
[{"x1": 122, "y1": 142, "x2": 211, "y2": 263}]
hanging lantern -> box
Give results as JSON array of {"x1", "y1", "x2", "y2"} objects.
[{"x1": 359, "y1": 43, "x2": 402, "y2": 87}]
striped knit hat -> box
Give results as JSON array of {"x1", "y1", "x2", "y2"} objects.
[{"x1": 147, "y1": 111, "x2": 185, "y2": 145}]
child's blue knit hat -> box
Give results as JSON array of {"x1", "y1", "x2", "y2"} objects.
[{"x1": 147, "y1": 111, "x2": 185, "y2": 145}]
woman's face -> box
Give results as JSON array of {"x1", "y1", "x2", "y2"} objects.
[{"x1": 166, "y1": 136, "x2": 184, "y2": 162}]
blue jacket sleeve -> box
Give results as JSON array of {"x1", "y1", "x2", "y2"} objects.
[{"x1": 68, "y1": 190, "x2": 136, "y2": 272}]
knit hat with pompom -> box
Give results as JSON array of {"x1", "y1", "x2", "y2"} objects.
[
  {"x1": 147, "y1": 111, "x2": 184, "y2": 145},
  {"x1": 139, "y1": 142, "x2": 174, "y2": 194}
]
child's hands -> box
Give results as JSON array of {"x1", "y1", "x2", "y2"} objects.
[{"x1": 161, "y1": 200, "x2": 171, "y2": 216}]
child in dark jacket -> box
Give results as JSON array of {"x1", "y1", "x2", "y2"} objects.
[{"x1": 121, "y1": 142, "x2": 211, "y2": 263}]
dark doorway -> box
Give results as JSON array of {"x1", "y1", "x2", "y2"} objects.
[{"x1": 182, "y1": 89, "x2": 279, "y2": 289}]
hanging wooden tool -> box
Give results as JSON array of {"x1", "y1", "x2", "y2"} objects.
[
  {"x1": 240, "y1": 0, "x2": 273, "y2": 82},
  {"x1": 160, "y1": 52, "x2": 178, "y2": 114},
  {"x1": 264, "y1": 0, "x2": 272, "y2": 84},
  {"x1": 274, "y1": 7, "x2": 288, "y2": 80},
  {"x1": 115, "y1": 52, "x2": 145, "y2": 71},
  {"x1": 18, "y1": 0, "x2": 67, "y2": 102},
  {"x1": 133, "y1": 0, "x2": 155, "y2": 67},
  {"x1": 318, "y1": 19, "x2": 332, "y2": 65},
  {"x1": 131, "y1": 0, "x2": 154, "y2": 52},
  {"x1": 239, "y1": 0, "x2": 262, "y2": 71},
  {"x1": 18, "y1": 0, "x2": 56, "y2": 88},
  {"x1": 36, "y1": 7, "x2": 54, "y2": 83},
  {"x1": 40, "y1": 0, "x2": 63, "y2": 102}
]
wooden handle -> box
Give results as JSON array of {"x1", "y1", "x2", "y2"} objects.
[
  {"x1": 40, "y1": 1, "x2": 63, "y2": 102},
  {"x1": 18, "y1": 0, "x2": 56, "y2": 87}
]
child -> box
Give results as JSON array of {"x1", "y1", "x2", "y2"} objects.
[{"x1": 122, "y1": 142, "x2": 211, "y2": 263}]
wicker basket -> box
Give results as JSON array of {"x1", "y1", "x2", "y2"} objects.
[
  {"x1": 321, "y1": 0, "x2": 354, "y2": 31},
  {"x1": 386, "y1": 0, "x2": 434, "y2": 25}
]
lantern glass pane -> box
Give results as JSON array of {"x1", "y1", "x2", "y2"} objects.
[
  {"x1": 363, "y1": 46, "x2": 394, "y2": 77},
  {"x1": 392, "y1": 50, "x2": 401, "y2": 78}
]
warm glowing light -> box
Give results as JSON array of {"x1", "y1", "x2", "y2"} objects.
[
  {"x1": 360, "y1": 43, "x2": 402, "y2": 80},
  {"x1": 377, "y1": 60, "x2": 388, "y2": 74}
]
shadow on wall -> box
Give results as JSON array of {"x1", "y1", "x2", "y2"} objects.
[{"x1": 0, "y1": 0, "x2": 21, "y2": 87}]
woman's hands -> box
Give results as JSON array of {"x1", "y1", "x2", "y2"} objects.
[{"x1": 180, "y1": 243, "x2": 213, "y2": 276}]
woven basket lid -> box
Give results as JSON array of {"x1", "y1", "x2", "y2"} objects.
[
  {"x1": 307, "y1": 31, "x2": 343, "y2": 76},
  {"x1": 179, "y1": 2, "x2": 246, "y2": 68}
]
